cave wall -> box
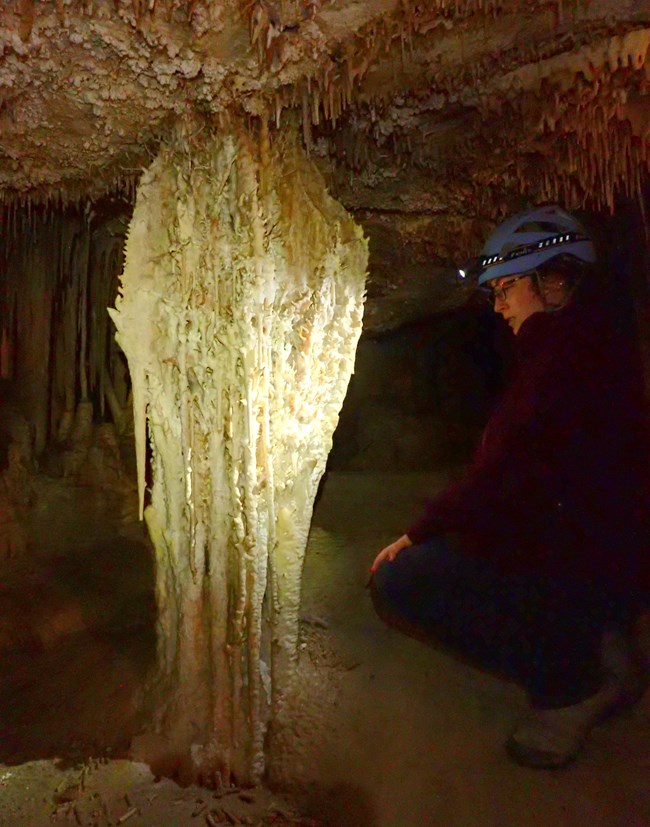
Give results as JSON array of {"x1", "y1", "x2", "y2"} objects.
[
  {"x1": 329, "y1": 306, "x2": 509, "y2": 471},
  {"x1": 3, "y1": 190, "x2": 650, "y2": 482}
]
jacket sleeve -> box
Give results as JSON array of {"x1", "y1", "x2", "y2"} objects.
[
  {"x1": 405, "y1": 320, "x2": 570, "y2": 546},
  {"x1": 404, "y1": 432, "x2": 552, "y2": 545}
]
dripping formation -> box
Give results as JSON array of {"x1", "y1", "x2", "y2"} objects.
[{"x1": 109, "y1": 118, "x2": 367, "y2": 783}]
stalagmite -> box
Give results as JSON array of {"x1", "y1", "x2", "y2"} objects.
[{"x1": 109, "y1": 119, "x2": 368, "y2": 784}]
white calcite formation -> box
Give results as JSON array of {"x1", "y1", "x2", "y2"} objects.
[{"x1": 109, "y1": 119, "x2": 367, "y2": 783}]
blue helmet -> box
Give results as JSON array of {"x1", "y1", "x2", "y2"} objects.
[{"x1": 459, "y1": 205, "x2": 597, "y2": 287}]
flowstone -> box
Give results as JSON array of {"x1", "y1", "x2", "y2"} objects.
[{"x1": 109, "y1": 120, "x2": 367, "y2": 783}]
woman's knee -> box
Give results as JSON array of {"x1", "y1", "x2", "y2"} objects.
[
  {"x1": 370, "y1": 535, "x2": 471, "y2": 601},
  {"x1": 370, "y1": 543, "x2": 431, "y2": 608}
]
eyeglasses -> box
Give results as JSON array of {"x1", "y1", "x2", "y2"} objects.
[{"x1": 481, "y1": 273, "x2": 532, "y2": 303}]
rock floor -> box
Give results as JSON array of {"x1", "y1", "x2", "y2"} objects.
[
  {"x1": 0, "y1": 471, "x2": 648, "y2": 827},
  {"x1": 297, "y1": 473, "x2": 650, "y2": 827}
]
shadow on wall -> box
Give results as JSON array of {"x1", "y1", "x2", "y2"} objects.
[
  {"x1": 301, "y1": 782, "x2": 380, "y2": 827},
  {"x1": 594, "y1": 194, "x2": 650, "y2": 381},
  {"x1": 329, "y1": 303, "x2": 511, "y2": 472},
  {"x1": 0, "y1": 482, "x2": 156, "y2": 766}
]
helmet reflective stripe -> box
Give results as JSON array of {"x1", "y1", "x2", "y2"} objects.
[
  {"x1": 475, "y1": 205, "x2": 597, "y2": 286},
  {"x1": 478, "y1": 231, "x2": 590, "y2": 272}
]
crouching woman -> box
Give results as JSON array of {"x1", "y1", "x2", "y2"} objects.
[{"x1": 370, "y1": 205, "x2": 649, "y2": 769}]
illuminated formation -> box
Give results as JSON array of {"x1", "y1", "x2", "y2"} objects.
[
  {"x1": 2, "y1": 0, "x2": 650, "y2": 790},
  {"x1": 109, "y1": 120, "x2": 367, "y2": 783}
]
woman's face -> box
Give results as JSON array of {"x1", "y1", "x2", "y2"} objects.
[{"x1": 488, "y1": 274, "x2": 546, "y2": 335}]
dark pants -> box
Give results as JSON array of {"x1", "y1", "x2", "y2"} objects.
[{"x1": 370, "y1": 536, "x2": 632, "y2": 708}]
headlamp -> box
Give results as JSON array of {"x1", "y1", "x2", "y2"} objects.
[{"x1": 456, "y1": 257, "x2": 482, "y2": 285}]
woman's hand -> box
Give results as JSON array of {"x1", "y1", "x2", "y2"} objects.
[{"x1": 370, "y1": 534, "x2": 413, "y2": 573}]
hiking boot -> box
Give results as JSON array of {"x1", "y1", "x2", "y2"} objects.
[{"x1": 506, "y1": 681, "x2": 624, "y2": 769}]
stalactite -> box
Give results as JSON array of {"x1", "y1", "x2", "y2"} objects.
[
  {"x1": 51, "y1": 219, "x2": 83, "y2": 442},
  {"x1": 18, "y1": 0, "x2": 34, "y2": 42},
  {"x1": 301, "y1": 89, "x2": 311, "y2": 154},
  {"x1": 15, "y1": 211, "x2": 52, "y2": 455},
  {"x1": 110, "y1": 118, "x2": 367, "y2": 784},
  {"x1": 247, "y1": 0, "x2": 531, "y2": 140},
  {"x1": 86, "y1": 228, "x2": 127, "y2": 426},
  {"x1": 77, "y1": 226, "x2": 91, "y2": 405}
]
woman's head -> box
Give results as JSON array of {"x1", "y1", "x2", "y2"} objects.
[
  {"x1": 485, "y1": 254, "x2": 590, "y2": 334},
  {"x1": 463, "y1": 205, "x2": 597, "y2": 334}
]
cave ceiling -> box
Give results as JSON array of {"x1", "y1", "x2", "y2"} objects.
[{"x1": 2, "y1": 0, "x2": 650, "y2": 331}]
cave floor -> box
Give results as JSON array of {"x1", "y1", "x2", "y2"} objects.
[{"x1": 0, "y1": 471, "x2": 648, "y2": 827}]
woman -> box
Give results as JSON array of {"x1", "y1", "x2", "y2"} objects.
[{"x1": 370, "y1": 205, "x2": 649, "y2": 768}]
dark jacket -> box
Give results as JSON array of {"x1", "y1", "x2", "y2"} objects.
[{"x1": 406, "y1": 295, "x2": 650, "y2": 593}]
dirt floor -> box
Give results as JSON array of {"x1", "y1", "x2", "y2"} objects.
[{"x1": 0, "y1": 471, "x2": 649, "y2": 827}]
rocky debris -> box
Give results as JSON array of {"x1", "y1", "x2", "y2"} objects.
[
  {"x1": 0, "y1": 758, "x2": 320, "y2": 827},
  {"x1": 299, "y1": 614, "x2": 330, "y2": 630}
]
